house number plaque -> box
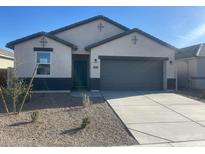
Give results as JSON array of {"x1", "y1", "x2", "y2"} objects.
[{"x1": 93, "y1": 66, "x2": 98, "y2": 69}]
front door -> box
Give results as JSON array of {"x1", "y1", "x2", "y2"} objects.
[{"x1": 73, "y1": 59, "x2": 88, "y2": 89}]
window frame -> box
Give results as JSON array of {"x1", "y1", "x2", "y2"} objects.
[{"x1": 35, "y1": 51, "x2": 52, "y2": 77}]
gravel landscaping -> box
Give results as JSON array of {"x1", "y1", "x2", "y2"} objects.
[
  {"x1": 176, "y1": 89, "x2": 205, "y2": 103},
  {"x1": 0, "y1": 93, "x2": 137, "y2": 146}
]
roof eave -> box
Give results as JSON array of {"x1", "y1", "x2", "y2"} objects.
[
  {"x1": 6, "y1": 43, "x2": 14, "y2": 50},
  {"x1": 6, "y1": 32, "x2": 46, "y2": 50},
  {"x1": 176, "y1": 55, "x2": 197, "y2": 60},
  {"x1": 6, "y1": 32, "x2": 77, "y2": 50},
  {"x1": 45, "y1": 34, "x2": 77, "y2": 50},
  {"x1": 0, "y1": 55, "x2": 14, "y2": 60}
]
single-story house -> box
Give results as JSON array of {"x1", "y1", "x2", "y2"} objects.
[
  {"x1": 0, "y1": 48, "x2": 14, "y2": 69},
  {"x1": 176, "y1": 43, "x2": 205, "y2": 90},
  {"x1": 6, "y1": 15, "x2": 177, "y2": 91}
]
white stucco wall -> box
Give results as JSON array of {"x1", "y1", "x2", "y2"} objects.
[
  {"x1": 55, "y1": 19, "x2": 125, "y2": 54},
  {"x1": 0, "y1": 57, "x2": 14, "y2": 69},
  {"x1": 176, "y1": 57, "x2": 205, "y2": 89},
  {"x1": 192, "y1": 79, "x2": 205, "y2": 90},
  {"x1": 177, "y1": 60, "x2": 188, "y2": 88},
  {"x1": 14, "y1": 36, "x2": 72, "y2": 78},
  {"x1": 192, "y1": 57, "x2": 205, "y2": 89},
  {"x1": 90, "y1": 32, "x2": 176, "y2": 90},
  {"x1": 196, "y1": 58, "x2": 205, "y2": 76}
]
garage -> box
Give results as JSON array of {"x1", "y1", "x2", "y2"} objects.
[
  {"x1": 100, "y1": 58, "x2": 164, "y2": 91},
  {"x1": 87, "y1": 29, "x2": 176, "y2": 91}
]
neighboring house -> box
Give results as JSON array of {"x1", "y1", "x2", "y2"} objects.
[
  {"x1": 6, "y1": 15, "x2": 177, "y2": 91},
  {"x1": 176, "y1": 43, "x2": 205, "y2": 90},
  {"x1": 0, "y1": 48, "x2": 14, "y2": 69}
]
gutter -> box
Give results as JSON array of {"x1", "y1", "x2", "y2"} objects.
[{"x1": 0, "y1": 55, "x2": 14, "y2": 60}]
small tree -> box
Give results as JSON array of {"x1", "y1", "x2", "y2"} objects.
[
  {"x1": 18, "y1": 64, "x2": 38, "y2": 114},
  {"x1": 1, "y1": 79, "x2": 28, "y2": 113},
  {"x1": 0, "y1": 64, "x2": 38, "y2": 114},
  {"x1": 0, "y1": 86, "x2": 9, "y2": 114}
]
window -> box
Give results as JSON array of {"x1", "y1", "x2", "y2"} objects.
[{"x1": 36, "y1": 52, "x2": 51, "y2": 75}]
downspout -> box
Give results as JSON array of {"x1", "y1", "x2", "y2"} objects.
[
  {"x1": 185, "y1": 59, "x2": 190, "y2": 89},
  {"x1": 175, "y1": 62, "x2": 178, "y2": 91}
]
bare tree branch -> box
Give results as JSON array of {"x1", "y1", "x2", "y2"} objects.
[
  {"x1": 18, "y1": 64, "x2": 38, "y2": 114},
  {"x1": 0, "y1": 86, "x2": 9, "y2": 114}
]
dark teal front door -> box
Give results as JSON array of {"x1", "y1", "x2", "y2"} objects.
[{"x1": 73, "y1": 60, "x2": 88, "y2": 89}]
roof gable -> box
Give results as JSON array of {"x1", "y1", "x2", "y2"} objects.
[
  {"x1": 85, "y1": 28, "x2": 177, "y2": 51},
  {"x1": 49, "y1": 15, "x2": 129, "y2": 35},
  {"x1": 6, "y1": 32, "x2": 77, "y2": 50}
]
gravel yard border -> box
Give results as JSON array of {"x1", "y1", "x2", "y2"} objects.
[{"x1": 0, "y1": 93, "x2": 138, "y2": 146}]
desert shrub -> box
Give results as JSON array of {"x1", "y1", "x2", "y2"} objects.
[
  {"x1": 81, "y1": 117, "x2": 90, "y2": 129},
  {"x1": 81, "y1": 94, "x2": 92, "y2": 128},
  {"x1": 1, "y1": 79, "x2": 30, "y2": 112},
  {"x1": 82, "y1": 94, "x2": 91, "y2": 108},
  {"x1": 30, "y1": 111, "x2": 39, "y2": 123}
]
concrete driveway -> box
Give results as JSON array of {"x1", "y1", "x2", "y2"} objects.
[{"x1": 102, "y1": 91, "x2": 205, "y2": 147}]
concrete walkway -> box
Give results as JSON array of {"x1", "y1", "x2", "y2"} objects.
[{"x1": 102, "y1": 91, "x2": 205, "y2": 147}]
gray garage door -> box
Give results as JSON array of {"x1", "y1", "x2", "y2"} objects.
[{"x1": 100, "y1": 59, "x2": 163, "y2": 91}]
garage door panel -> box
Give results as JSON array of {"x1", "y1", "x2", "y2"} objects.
[{"x1": 100, "y1": 60, "x2": 163, "y2": 90}]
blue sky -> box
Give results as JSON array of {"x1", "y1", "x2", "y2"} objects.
[{"x1": 1, "y1": 6, "x2": 205, "y2": 51}]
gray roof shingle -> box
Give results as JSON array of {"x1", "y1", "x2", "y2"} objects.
[{"x1": 176, "y1": 44, "x2": 205, "y2": 59}]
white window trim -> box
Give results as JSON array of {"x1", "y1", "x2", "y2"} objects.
[{"x1": 35, "y1": 51, "x2": 52, "y2": 77}]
